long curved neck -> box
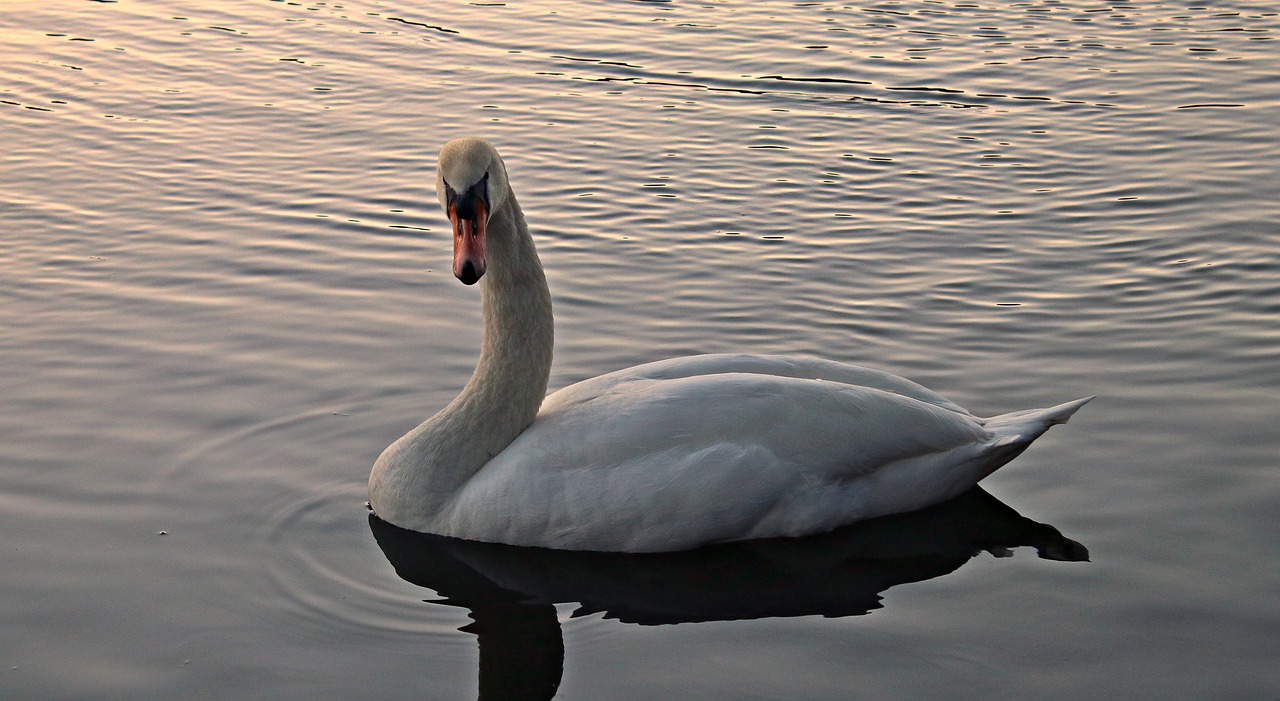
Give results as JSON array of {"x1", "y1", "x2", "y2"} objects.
[
  {"x1": 370, "y1": 191, "x2": 553, "y2": 524},
  {"x1": 465, "y1": 190, "x2": 554, "y2": 446}
]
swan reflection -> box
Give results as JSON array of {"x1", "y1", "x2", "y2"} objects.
[{"x1": 370, "y1": 487, "x2": 1087, "y2": 700}]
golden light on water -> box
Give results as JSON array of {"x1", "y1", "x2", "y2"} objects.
[{"x1": 2, "y1": 0, "x2": 1279, "y2": 698}]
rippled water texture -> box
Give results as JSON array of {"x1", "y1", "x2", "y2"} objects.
[{"x1": 2, "y1": 0, "x2": 1278, "y2": 698}]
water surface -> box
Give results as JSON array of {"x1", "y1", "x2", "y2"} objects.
[{"x1": 2, "y1": 0, "x2": 1278, "y2": 698}]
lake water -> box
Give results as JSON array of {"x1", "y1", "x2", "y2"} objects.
[{"x1": 2, "y1": 0, "x2": 1278, "y2": 698}]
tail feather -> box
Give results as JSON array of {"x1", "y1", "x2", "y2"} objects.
[{"x1": 984, "y1": 396, "x2": 1094, "y2": 445}]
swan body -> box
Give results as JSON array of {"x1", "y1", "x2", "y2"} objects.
[{"x1": 369, "y1": 137, "x2": 1091, "y2": 553}]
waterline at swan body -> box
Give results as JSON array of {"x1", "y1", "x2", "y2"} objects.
[{"x1": 367, "y1": 137, "x2": 1091, "y2": 553}]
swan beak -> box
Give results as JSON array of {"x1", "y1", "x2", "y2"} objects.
[{"x1": 450, "y1": 197, "x2": 487, "y2": 285}]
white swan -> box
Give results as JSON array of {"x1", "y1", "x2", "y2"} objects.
[{"x1": 369, "y1": 137, "x2": 1091, "y2": 553}]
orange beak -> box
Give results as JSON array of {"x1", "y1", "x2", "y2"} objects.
[{"x1": 450, "y1": 197, "x2": 487, "y2": 285}]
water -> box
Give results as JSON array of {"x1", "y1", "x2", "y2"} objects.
[{"x1": 2, "y1": 0, "x2": 1277, "y2": 698}]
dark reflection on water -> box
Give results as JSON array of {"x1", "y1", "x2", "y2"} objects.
[
  {"x1": 4, "y1": 0, "x2": 1278, "y2": 696},
  {"x1": 371, "y1": 487, "x2": 1087, "y2": 700}
]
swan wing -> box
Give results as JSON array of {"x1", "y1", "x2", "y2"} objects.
[
  {"x1": 436, "y1": 359, "x2": 1007, "y2": 551},
  {"x1": 542, "y1": 353, "x2": 972, "y2": 416}
]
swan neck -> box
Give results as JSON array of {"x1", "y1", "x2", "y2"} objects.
[
  {"x1": 369, "y1": 190, "x2": 553, "y2": 525},
  {"x1": 470, "y1": 191, "x2": 554, "y2": 424}
]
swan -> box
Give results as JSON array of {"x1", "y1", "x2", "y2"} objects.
[{"x1": 368, "y1": 136, "x2": 1091, "y2": 553}]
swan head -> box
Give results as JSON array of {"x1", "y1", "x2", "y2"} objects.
[{"x1": 436, "y1": 137, "x2": 510, "y2": 285}]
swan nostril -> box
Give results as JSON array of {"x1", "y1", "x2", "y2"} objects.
[{"x1": 457, "y1": 260, "x2": 482, "y2": 285}]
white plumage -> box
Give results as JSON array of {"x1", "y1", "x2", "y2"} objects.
[{"x1": 368, "y1": 137, "x2": 1090, "y2": 552}]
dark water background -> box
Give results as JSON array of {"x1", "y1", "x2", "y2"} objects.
[{"x1": 2, "y1": 0, "x2": 1278, "y2": 698}]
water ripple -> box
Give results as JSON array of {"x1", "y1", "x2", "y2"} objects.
[{"x1": 3, "y1": 0, "x2": 1279, "y2": 698}]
